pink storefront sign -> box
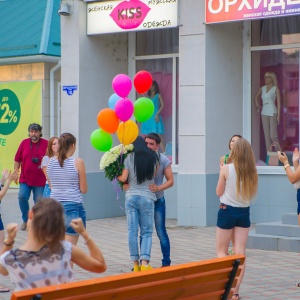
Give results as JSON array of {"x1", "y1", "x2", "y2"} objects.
[
  {"x1": 206, "y1": 0, "x2": 300, "y2": 24},
  {"x1": 87, "y1": 0, "x2": 178, "y2": 35}
]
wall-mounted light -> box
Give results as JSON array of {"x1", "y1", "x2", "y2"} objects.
[{"x1": 58, "y1": 2, "x2": 72, "y2": 16}]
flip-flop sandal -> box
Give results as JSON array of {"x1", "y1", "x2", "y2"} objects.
[
  {"x1": 295, "y1": 283, "x2": 300, "y2": 287},
  {"x1": 0, "y1": 286, "x2": 10, "y2": 293},
  {"x1": 232, "y1": 294, "x2": 241, "y2": 300}
]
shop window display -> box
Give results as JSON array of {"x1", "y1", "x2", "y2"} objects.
[
  {"x1": 136, "y1": 28, "x2": 179, "y2": 163},
  {"x1": 251, "y1": 16, "x2": 300, "y2": 166}
]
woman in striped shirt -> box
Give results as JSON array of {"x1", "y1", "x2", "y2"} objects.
[{"x1": 47, "y1": 133, "x2": 87, "y2": 246}]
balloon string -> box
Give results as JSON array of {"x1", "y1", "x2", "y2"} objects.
[
  {"x1": 112, "y1": 145, "x2": 125, "y2": 210},
  {"x1": 112, "y1": 178, "x2": 124, "y2": 211},
  {"x1": 122, "y1": 122, "x2": 126, "y2": 145}
]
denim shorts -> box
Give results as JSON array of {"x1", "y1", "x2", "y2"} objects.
[
  {"x1": 60, "y1": 201, "x2": 86, "y2": 236},
  {"x1": 0, "y1": 214, "x2": 3, "y2": 231},
  {"x1": 297, "y1": 189, "x2": 300, "y2": 215},
  {"x1": 42, "y1": 183, "x2": 51, "y2": 198},
  {"x1": 217, "y1": 203, "x2": 250, "y2": 229}
]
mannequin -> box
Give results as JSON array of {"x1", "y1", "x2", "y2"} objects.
[
  {"x1": 140, "y1": 81, "x2": 165, "y2": 152},
  {"x1": 254, "y1": 71, "x2": 281, "y2": 152}
]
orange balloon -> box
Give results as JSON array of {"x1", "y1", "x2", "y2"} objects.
[
  {"x1": 97, "y1": 108, "x2": 119, "y2": 133},
  {"x1": 117, "y1": 120, "x2": 138, "y2": 145}
]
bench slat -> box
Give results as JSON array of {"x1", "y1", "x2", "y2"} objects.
[{"x1": 11, "y1": 255, "x2": 245, "y2": 300}]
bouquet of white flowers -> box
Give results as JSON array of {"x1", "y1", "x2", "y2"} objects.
[{"x1": 99, "y1": 144, "x2": 134, "y2": 183}]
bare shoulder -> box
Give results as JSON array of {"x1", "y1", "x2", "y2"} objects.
[{"x1": 75, "y1": 157, "x2": 85, "y2": 169}]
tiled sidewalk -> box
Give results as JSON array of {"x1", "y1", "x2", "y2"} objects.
[{"x1": 1, "y1": 190, "x2": 300, "y2": 299}]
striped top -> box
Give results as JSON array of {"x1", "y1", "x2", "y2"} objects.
[{"x1": 47, "y1": 157, "x2": 83, "y2": 203}]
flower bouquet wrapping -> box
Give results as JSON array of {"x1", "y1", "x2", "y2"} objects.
[{"x1": 99, "y1": 144, "x2": 134, "y2": 186}]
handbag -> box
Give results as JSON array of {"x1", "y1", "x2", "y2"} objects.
[{"x1": 266, "y1": 142, "x2": 281, "y2": 166}]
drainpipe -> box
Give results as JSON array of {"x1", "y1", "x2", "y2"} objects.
[{"x1": 50, "y1": 60, "x2": 61, "y2": 137}]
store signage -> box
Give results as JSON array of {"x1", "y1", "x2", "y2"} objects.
[
  {"x1": 206, "y1": 0, "x2": 300, "y2": 24},
  {"x1": 62, "y1": 85, "x2": 78, "y2": 96},
  {"x1": 87, "y1": 0, "x2": 178, "y2": 35}
]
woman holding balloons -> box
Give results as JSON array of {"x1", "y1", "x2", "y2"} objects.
[{"x1": 117, "y1": 136, "x2": 159, "y2": 272}]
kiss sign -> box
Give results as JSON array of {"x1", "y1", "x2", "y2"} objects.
[
  {"x1": 110, "y1": 0, "x2": 150, "y2": 30},
  {"x1": 87, "y1": 0, "x2": 178, "y2": 35}
]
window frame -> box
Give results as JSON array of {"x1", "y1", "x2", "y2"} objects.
[
  {"x1": 128, "y1": 32, "x2": 179, "y2": 171},
  {"x1": 243, "y1": 20, "x2": 300, "y2": 175}
]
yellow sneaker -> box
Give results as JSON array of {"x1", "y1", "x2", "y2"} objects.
[
  {"x1": 140, "y1": 264, "x2": 152, "y2": 271},
  {"x1": 133, "y1": 265, "x2": 141, "y2": 272}
]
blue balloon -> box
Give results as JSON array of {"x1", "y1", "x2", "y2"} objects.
[{"x1": 108, "y1": 93, "x2": 120, "y2": 110}]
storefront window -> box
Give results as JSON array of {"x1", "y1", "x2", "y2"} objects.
[
  {"x1": 135, "y1": 29, "x2": 179, "y2": 164},
  {"x1": 251, "y1": 16, "x2": 300, "y2": 47},
  {"x1": 251, "y1": 16, "x2": 300, "y2": 166}
]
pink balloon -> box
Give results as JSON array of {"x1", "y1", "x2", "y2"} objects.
[
  {"x1": 112, "y1": 74, "x2": 132, "y2": 98},
  {"x1": 115, "y1": 98, "x2": 134, "y2": 122}
]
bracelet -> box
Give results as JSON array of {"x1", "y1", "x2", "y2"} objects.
[
  {"x1": 4, "y1": 239, "x2": 15, "y2": 247},
  {"x1": 284, "y1": 165, "x2": 290, "y2": 170},
  {"x1": 84, "y1": 235, "x2": 92, "y2": 245}
]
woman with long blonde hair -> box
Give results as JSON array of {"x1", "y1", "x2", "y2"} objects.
[{"x1": 216, "y1": 138, "x2": 258, "y2": 300}]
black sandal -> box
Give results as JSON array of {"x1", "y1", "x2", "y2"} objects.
[
  {"x1": 232, "y1": 294, "x2": 241, "y2": 300},
  {"x1": 295, "y1": 283, "x2": 300, "y2": 287}
]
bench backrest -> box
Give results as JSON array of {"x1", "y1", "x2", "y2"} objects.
[{"x1": 11, "y1": 255, "x2": 245, "y2": 300}]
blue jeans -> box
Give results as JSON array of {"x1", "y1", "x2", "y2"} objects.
[
  {"x1": 155, "y1": 197, "x2": 171, "y2": 266},
  {"x1": 125, "y1": 195, "x2": 154, "y2": 262},
  {"x1": 18, "y1": 183, "x2": 45, "y2": 222},
  {"x1": 61, "y1": 202, "x2": 86, "y2": 236}
]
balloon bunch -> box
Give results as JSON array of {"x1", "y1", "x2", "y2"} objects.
[{"x1": 90, "y1": 71, "x2": 155, "y2": 152}]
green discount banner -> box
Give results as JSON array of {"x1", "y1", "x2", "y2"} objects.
[
  {"x1": 0, "y1": 89, "x2": 21, "y2": 135},
  {"x1": 0, "y1": 81, "x2": 42, "y2": 187}
]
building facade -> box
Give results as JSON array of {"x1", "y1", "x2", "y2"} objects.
[{"x1": 59, "y1": 0, "x2": 300, "y2": 226}]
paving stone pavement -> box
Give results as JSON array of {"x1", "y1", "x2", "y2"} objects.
[{"x1": 0, "y1": 190, "x2": 300, "y2": 299}]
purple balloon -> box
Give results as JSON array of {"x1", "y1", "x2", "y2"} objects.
[
  {"x1": 115, "y1": 98, "x2": 134, "y2": 122},
  {"x1": 112, "y1": 74, "x2": 132, "y2": 98}
]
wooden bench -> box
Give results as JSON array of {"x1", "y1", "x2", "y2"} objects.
[{"x1": 11, "y1": 254, "x2": 245, "y2": 300}]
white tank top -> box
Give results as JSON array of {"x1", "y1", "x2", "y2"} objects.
[
  {"x1": 220, "y1": 164, "x2": 250, "y2": 208},
  {"x1": 261, "y1": 85, "x2": 277, "y2": 116}
]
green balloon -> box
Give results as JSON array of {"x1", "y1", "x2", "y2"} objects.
[
  {"x1": 90, "y1": 129, "x2": 112, "y2": 152},
  {"x1": 133, "y1": 97, "x2": 154, "y2": 122}
]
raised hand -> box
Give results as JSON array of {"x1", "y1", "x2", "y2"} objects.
[
  {"x1": 293, "y1": 148, "x2": 300, "y2": 163},
  {"x1": 6, "y1": 223, "x2": 19, "y2": 241},
  {"x1": 8, "y1": 170, "x2": 19, "y2": 183},
  {"x1": 70, "y1": 218, "x2": 86, "y2": 235},
  {"x1": 1, "y1": 169, "x2": 9, "y2": 183}
]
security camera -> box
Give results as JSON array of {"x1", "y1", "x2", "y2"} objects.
[{"x1": 58, "y1": 3, "x2": 70, "y2": 16}]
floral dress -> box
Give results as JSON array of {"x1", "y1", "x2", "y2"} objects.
[{"x1": 0, "y1": 241, "x2": 73, "y2": 291}]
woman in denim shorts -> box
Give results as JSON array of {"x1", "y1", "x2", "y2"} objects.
[
  {"x1": 47, "y1": 133, "x2": 87, "y2": 246},
  {"x1": 216, "y1": 138, "x2": 258, "y2": 300},
  {"x1": 279, "y1": 147, "x2": 300, "y2": 226},
  {"x1": 41, "y1": 136, "x2": 59, "y2": 198}
]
